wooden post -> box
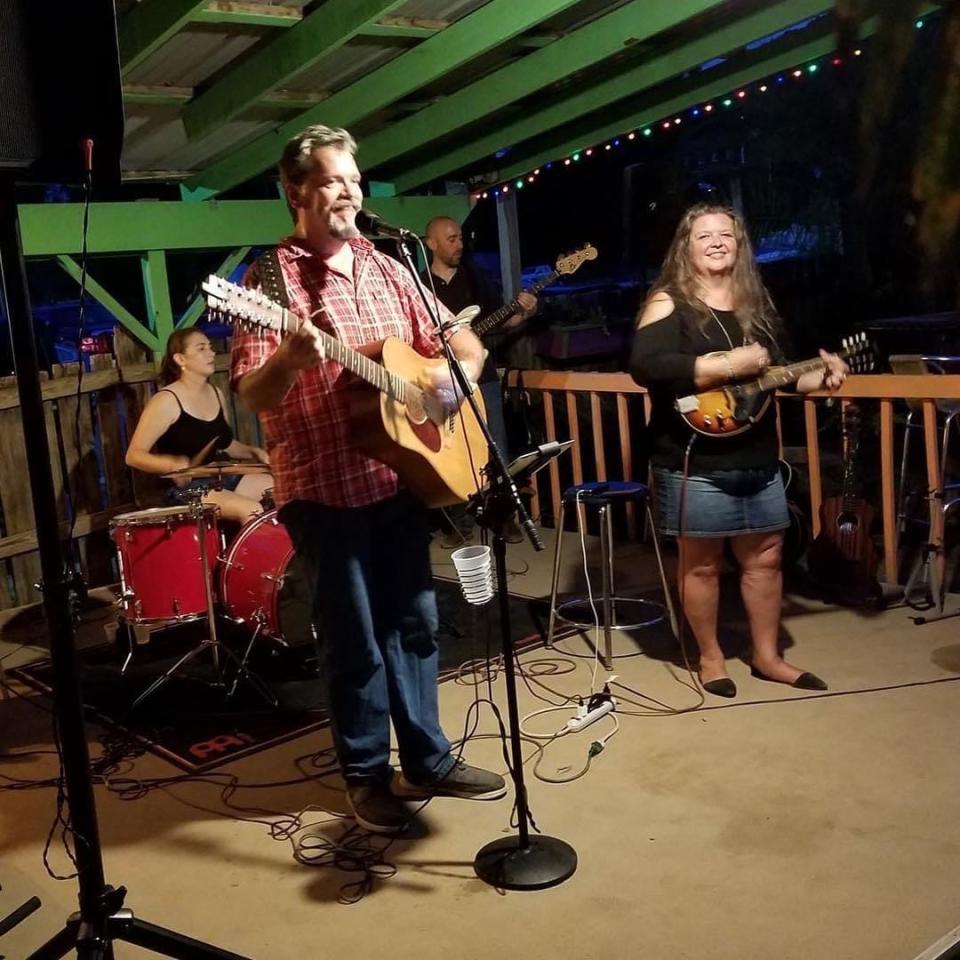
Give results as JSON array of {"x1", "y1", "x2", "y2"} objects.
[{"x1": 879, "y1": 399, "x2": 897, "y2": 583}]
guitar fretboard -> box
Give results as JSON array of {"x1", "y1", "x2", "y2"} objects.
[
  {"x1": 472, "y1": 271, "x2": 558, "y2": 337},
  {"x1": 273, "y1": 305, "x2": 411, "y2": 402}
]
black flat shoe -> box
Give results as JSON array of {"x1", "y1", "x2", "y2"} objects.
[
  {"x1": 750, "y1": 665, "x2": 828, "y2": 691},
  {"x1": 701, "y1": 677, "x2": 737, "y2": 698}
]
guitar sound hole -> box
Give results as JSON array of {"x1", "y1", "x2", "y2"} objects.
[{"x1": 836, "y1": 514, "x2": 860, "y2": 534}]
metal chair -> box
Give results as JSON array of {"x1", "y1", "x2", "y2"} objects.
[{"x1": 545, "y1": 480, "x2": 678, "y2": 669}]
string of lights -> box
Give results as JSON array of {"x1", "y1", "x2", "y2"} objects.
[{"x1": 470, "y1": 17, "x2": 930, "y2": 203}]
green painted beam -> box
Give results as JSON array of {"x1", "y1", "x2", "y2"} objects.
[
  {"x1": 21, "y1": 201, "x2": 291, "y2": 256},
  {"x1": 361, "y1": 0, "x2": 729, "y2": 172},
  {"x1": 19, "y1": 197, "x2": 467, "y2": 256},
  {"x1": 390, "y1": 0, "x2": 833, "y2": 192},
  {"x1": 55, "y1": 256, "x2": 160, "y2": 353},
  {"x1": 142, "y1": 251, "x2": 176, "y2": 351},
  {"x1": 182, "y1": 0, "x2": 408, "y2": 143},
  {"x1": 491, "y1": 3, "x2": 938, "y2": 184},
  {"x1": 177, "y1": 247, "x2": 251, "y2": 329},
  {"x1": 123, "y1": 84, "x2": 329, "y2": 110},
  {"x1": 119, "y1": 0, "x2": 209, "y2": 75},
  {"x1": 181, "y1": 0, "x2": 583, "y2": 201},
  {"x1": 193, "y1": 3, "x2": 302, "y2": 28},
  {"x1": 358, "y1": 23, "x2": 441, "y2": 39}
]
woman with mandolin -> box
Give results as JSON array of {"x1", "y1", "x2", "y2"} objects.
[{"x1": 630, "y1": 203, "x2": 848, "y2": 698}]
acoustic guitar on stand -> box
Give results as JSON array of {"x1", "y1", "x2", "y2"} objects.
[
  {"x1": 202, "y1": 275, "x2": 488, "y2": 508},
  {"x1": 806, "y1": 403, "x2": 882, "y2": 605},
  {"x1": 675, "y1": 332, "x2": 873, "y2": 437},
  {"x1": 469, "y1": 243, "x2": 597, "y2": 336}
]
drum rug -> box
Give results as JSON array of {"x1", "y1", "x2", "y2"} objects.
[{"x1": 11, "y1": 579, "x2": 566, "y2": 773}]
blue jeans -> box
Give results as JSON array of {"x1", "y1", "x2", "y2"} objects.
[{"x1": 278, "y1": 493, "x2": 453, "y2": 785}]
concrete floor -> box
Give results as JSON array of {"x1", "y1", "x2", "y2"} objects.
[{"x1": 2, "y1": 528, "x2": 959, "y2": 960}]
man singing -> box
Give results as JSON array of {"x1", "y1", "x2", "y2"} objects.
[{"x1": 231, "y1": 125, "x2": 506, "y2": 834}]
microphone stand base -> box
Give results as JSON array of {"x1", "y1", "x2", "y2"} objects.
[{"x1": 474, "y1": 835, "x2": 577, "y2": 891}]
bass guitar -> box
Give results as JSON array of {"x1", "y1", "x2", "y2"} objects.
[
  {"x1": 470, "y1": 244, "x2": 597, "y2": 337},
  {"x1": 675, "y1": 332, "x2": 873, "y2": 437},
  {"x1": 806, "y1": 403, "x2": 881, "y2": 605},
  {"x1": 202, "y1": 275, "x2": 488, "y2": 508}
]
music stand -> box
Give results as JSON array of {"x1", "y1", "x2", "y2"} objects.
[{"x1": 470, "y1": 440, "x2": 578, "y2": 890}]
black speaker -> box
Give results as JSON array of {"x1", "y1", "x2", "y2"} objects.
[{"x1": 0, "y1": 0, "x2": 124, "y2": 186}]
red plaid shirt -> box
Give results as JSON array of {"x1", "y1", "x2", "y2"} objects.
[{"x1": 231, "y1": 236, "x2": 454, "y2": 508}]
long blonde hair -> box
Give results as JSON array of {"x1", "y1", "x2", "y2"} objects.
[{"x1": 642, "y1": 203, "x2": 780, "y2": 344}]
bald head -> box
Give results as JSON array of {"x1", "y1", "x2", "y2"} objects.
[{"x1": 425, "y1": 216, "x2": 463, "y2": 269}]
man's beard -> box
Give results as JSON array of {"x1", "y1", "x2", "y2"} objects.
[{"x1": 328, "y1": 208, "x2": 359, "y2": 240}]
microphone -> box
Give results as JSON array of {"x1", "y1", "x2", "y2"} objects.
[{"x1": 355, "y1": 208, "x2": 418, "y2": 241}]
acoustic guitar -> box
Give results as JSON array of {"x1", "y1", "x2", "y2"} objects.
[
  {"x1": 806, "y1": 403, "x2": 881, "y2": 605},
  {"x1": 202, "y1": 275, "x2": 488, "y2": 508},
  {"x1": 675, "y1": 332, "x2": 873, "y2": 437},
  {"x1": 470, "y1": 244, "x2": 597, "y2": 337}
]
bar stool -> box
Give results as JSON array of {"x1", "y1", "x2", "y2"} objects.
[
  {"x1": 890, "y1": 355, "x2": 960, "y2": 607},
  {"x1": 545, "y1": 480, "x2": 678, "y2": 669}
]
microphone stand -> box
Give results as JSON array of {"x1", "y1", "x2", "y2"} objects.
[
  {"x1": 0, "y1": 174, "x2": 250, "y2": 959},
  {"x1": 392, "y1": 236, "x2": 577, "y2": 890}
]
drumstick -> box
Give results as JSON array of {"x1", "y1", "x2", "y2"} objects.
[{"x1": 189, "y1": 437, "x2": 218, "y2": 468}]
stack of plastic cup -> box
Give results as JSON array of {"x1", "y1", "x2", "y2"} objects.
[{"x1": 450, "y1": 544, "x2": 494, "y2": 606}]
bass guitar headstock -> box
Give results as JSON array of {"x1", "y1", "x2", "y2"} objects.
[{"x1": 555, "y1": 243, "x2": 598, "y2": 276}]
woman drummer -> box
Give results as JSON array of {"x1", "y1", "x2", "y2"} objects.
[{"x1": 126, "y1": 328, "x2": 272, "y2": 522}]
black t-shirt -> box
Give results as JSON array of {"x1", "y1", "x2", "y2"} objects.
[
  {"x1": 629, "y1": 303, "x2": 787, "y2": 473},
  {"x1": 420, "y1": 263, "x2": 501, "y2": 383}
]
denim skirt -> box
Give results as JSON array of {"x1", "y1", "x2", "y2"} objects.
[{"x1": 653, "y1": 466, "x2": 789, "y2": 538}]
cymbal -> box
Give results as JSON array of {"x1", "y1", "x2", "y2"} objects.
[{"x1": 163, "y1": 460, "x2": 270, "y2": 479}]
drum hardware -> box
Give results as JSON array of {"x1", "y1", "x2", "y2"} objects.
[
  {"x1": 129, "y1": 495, "x2": 277, "y2": 709},
  {"x1": 162, "y1": 461, "x2": 271, "y2": 480}
]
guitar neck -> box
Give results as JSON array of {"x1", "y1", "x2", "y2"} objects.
[
  {"x1": 276, "y1": 307, "x2": 412, "y2": 402},
  {"x1": 472, "y1": 271, "x2": 558, "y2": 337}
]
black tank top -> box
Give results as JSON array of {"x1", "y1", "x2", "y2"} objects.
[{"x1": 153, "y1": 387, "x2": 234, "y2": 461}]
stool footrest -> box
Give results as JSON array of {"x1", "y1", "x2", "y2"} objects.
[{"x1": 556, "y1": 596, "x2": 665, "y2": 631}]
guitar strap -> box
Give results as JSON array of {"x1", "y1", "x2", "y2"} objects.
[{"x1": 254, "y1": 247, "x2": 290, "y2": 308}]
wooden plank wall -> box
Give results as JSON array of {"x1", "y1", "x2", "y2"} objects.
[{"x1": 0, "y1": 329, "x2": 258, "y2": 612}]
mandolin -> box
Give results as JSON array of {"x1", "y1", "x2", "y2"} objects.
[
  {"x1": 675, "y1": 333, "x2": 873, "y2": 437},
  {"x1": 470, "y1": 244, "x2": 597, "y2": 337},
  {"x1": 806, "y1": 404, "x2": 881, "y2": 605},
  {"x1": 202, "y1": 275, "x2": 488, "y2": 508}
]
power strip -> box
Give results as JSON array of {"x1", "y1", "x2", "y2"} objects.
[{"x1": 566, "y1": 699, "x2": 614, "y2": 732}]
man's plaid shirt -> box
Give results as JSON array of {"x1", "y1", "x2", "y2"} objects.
[{"x1": 231, "y1": 235, "x2": 455, "y2": 509}]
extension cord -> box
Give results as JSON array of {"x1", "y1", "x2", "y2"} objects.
[{"x1": 566, "y1": 699, "x2": 614, "y2": 732}]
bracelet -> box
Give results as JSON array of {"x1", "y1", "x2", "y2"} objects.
[{"x1": 721, "y1": 353, "x2": 736, "y2": 382}]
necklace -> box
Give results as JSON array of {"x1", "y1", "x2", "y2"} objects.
[{"x1": 705, "y1": 304, "x2": 745, "y2": 349}]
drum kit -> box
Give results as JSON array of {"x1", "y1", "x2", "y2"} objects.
[{"x1": 109, "y1": 461, "x2": 313, "y2": 708}]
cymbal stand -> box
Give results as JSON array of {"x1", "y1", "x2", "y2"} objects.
[{"x1": 132, "y1": 494, "x2": 277, "y2": 708}]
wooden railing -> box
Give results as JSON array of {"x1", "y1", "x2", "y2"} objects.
[
  {"x1": 505, "y1": 370, "x2": 960, "y2": 585},
  {"x1": 0, "y1": 335, "x2": 260, "y2": 611}
]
